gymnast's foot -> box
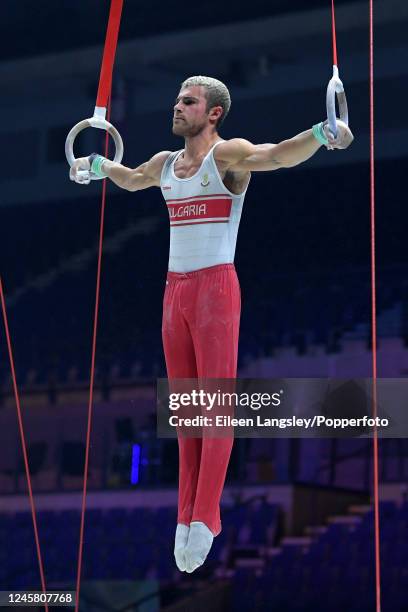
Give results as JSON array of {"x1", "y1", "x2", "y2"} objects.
[
  {"x1": 184, "y1": 521, "x2": 214, "y2": 573},
  {"x1": 174, "y1": 524, "x2": 190, "y2": 571}
]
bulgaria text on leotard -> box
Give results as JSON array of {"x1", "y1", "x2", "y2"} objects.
[{"x1": 160, "y1": 141, "x2": 249, "y2": 273}]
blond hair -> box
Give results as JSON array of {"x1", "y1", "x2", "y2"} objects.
[{"x1": 180, "y1": 76, "x2": 231, "y2": 128}]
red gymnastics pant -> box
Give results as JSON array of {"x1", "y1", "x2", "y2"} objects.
[{"x1": 162, "y1": 263, "x2": 240, "y2": 536}]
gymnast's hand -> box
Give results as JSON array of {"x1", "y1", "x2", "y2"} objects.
[
  {"x1": 69, "y1": 156, "x2": 91, "y2": 184},
  {"x1": 324, "y1": 120, "x2": 354, "y2": 150}
]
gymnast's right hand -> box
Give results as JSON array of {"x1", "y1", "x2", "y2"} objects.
[{"x1": 69, "y1": 156, "x2": 91, "y2": 184}]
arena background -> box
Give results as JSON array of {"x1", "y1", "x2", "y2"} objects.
[{"x1": 0, "y1": 0, "x2": 407, "y2": 610}]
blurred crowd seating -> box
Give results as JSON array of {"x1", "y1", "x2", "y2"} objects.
[
  {"x1": 1, "y1": 159, "x2": 407, "y2": 387},
  {"x1": 1, "y1": 499, "x2": 407, "y2": 611}
]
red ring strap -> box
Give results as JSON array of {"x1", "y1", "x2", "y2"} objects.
[
  {"x1": 331, "y1": 0, "x2": 338, "y2": 66},
  {"x1": 96, "y1": 0, "x2": 124, "y2": 111}
]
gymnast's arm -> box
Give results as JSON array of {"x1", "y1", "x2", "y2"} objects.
[
  {"x1": 214, "y1": 120, "x2": 353, "y2": 172},
  {"x1": 69, "y1": 151, "x2": 171, "y2": 191}
]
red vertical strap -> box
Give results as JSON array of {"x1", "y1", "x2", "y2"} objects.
[
  {"x1": 74, "y1": 97, "x2": 112, "y2": 610},
  {"x1": 74, "y1": 1, "x2": 124, "y2": 606},
  {"x1": 369, "y1": 0, "x2": 381, "y2": 609},
  {"x1": 331, "y1": 0, "x2": 380, "y2": 607},
  {"x1": 0, "y1": 278, "x2": 49, "y2": 611},
  {"x1": 96, "y1": 0, "x2": 124, "y2": 110},
  {"x1": 331, "y1": 0, "x2": 338, "y2": 66}
]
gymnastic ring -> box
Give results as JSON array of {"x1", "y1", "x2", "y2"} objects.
[
  {"x1": 326, "y1": 65, "x2": 349, "y2": 139},
  {"x1": 65, "y1": 116, "x2": 124, "y2": 181}
]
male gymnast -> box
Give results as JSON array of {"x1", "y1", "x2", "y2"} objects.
[{"x1": 70, "y1": 75, "x2": 353, "y2": 573}]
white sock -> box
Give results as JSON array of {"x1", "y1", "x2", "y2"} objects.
[
  {"x1": 184, "y1": 521, "x2": 214, "y2": 573},
  {"x1": 174, "y1": 523, "x2": 190, "y2": 571}
]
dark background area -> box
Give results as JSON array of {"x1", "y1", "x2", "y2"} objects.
[{"x1": 0, "y1": 1, "x2": 407, "y2": 611}]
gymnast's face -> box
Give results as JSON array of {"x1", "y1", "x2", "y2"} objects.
[{"x1": 172, "y1": 86, "x2": 221, "y2": 137}]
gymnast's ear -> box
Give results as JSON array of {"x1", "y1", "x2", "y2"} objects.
[{"x1": 208, "y1": 105, "x2": 224, "y2": 128}]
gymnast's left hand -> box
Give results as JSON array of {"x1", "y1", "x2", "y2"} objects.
[{"x1": 324, "y1": 120, "x2": 354, "y2": 150}]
